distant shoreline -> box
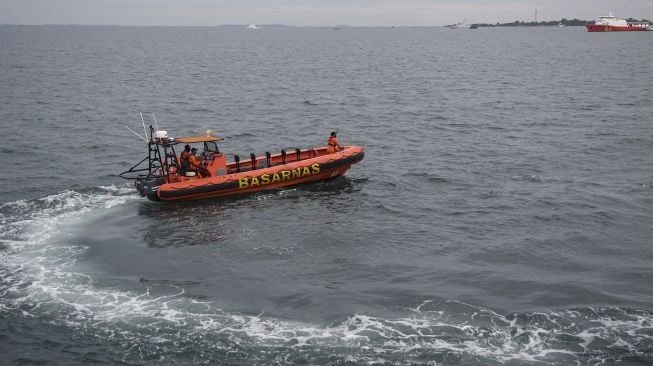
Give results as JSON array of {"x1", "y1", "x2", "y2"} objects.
[
  {"x1": 2, "y1": 18, "x2": 651, "y2": 28},
  {"x1": 468, "y1": 17, "x2": 650, "y2": 28}
]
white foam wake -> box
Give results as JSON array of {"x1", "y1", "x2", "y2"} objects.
[{"x1": 1, "y1": 187, "x2": 651, "y2": 364}]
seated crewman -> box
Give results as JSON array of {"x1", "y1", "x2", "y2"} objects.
[
  {"x1": 327, "y1": 131, "x2": 342, "y2": 153},
  {"x1": 189, "y1": 148, "x2": 210, "y2": 178}
]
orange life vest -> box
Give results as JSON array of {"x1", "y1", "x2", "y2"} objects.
[
  {"x1": 327, "y1": 136, "x2": 340, "y2": 153},
  {"x1": 189, "y1": 155, "x2": 201, "y2": 169},
  {"x1": 180, "y1": 150, "x2": 190, "y2": 163}
]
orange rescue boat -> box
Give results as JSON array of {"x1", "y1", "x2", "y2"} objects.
[{"x1": 120, "y1": 126, "x2": 364, "y2": 202}]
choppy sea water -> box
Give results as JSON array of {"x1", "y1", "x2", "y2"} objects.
[{"x1": 1, "y1": 25, "x2": 653, "y2": 365}]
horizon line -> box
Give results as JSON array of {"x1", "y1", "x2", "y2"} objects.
[{"x1": 0, "y1": 20, "x2": 594, "y2": 28}]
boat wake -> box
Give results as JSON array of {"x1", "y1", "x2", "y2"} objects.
[{"x1": 1, "y1": 189, "x2": 652, "y2": 364}]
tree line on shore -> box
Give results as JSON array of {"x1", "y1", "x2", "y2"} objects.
[{"x1": 472, "y1": 18, "x2": 650, "y2": 27}]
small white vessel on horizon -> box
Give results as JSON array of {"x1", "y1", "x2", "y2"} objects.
[
  {"x1": 448, "y1": 19, "x2": 472, "y2": 29},
  {"x1": 247, "y1": 24, "x2": 261, "y2": 29}
]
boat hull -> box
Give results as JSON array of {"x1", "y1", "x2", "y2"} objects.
[
  {"x1": 586, "y1": 24, "x2": 647, "y2": 32},
  {"x1": 153, "y1": 146, "x2": 364, "y2": 202}
]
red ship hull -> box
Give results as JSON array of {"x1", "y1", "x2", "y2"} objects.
[{"x1": 586, "y1": 24, "x2": 647, "y2": 32}]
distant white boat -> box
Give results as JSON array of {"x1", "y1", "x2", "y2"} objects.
[
  {"x1": 247, "y1": 24, "x2": 261, "y2": 29},
  {"x1": 448, "y1": 19, "x2": 472, "y2": 29}
]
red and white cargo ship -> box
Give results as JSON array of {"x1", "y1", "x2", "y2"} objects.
[{"x1": 586, "y1": 13, "x2": 649, "y2": 32}]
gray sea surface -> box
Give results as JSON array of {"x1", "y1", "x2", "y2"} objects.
[{"x1": 1, "y1": 25, "x2": 653, "y2": 365}]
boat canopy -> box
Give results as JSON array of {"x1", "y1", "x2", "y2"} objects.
[{"x1": 176, "y1": 135, "x2": 224, "y2": 143}]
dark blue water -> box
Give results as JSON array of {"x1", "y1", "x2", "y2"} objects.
[{"x1": 1, "y1": 25, "x2": 653, "y2": 365}]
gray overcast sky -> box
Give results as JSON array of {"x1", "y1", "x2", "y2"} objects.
[{"x1": 1, "y1": 0, "x2": 652, "y2": 26}]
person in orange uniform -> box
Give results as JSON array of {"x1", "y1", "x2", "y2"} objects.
[
  {"x1": 189, "y1": 148, "x2": 210, "y2": 178},
  {"x1": 327, "y1": 131, "x2": 342, "y2": 153},
  {"x1": 189, "y1": 148, "x2": 202, "y2": 175},
  {"x1": 179, "y1": 145, "x2": 191, "y2": 174}
]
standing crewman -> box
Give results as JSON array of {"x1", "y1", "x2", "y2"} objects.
[
  {"x1": 179, "y1": 145, "x2": 191, "y2": 174},
  {"x1": 327, "y1": 131, "x2": 342, "y2": 153}
]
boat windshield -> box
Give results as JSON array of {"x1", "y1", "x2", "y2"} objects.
[{"x1": 204, "y1": 141, "x2": 220, "y2": 153}]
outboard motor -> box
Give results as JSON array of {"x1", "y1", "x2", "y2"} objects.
[
  {"x1": 145, "y1": 186, "x2": 162, "y2": 202},
  {"x1": 135, "y1": 179, "x2": 146, "y2": 197},
  {"x1": 138, "y1": 176, "x2": 165, "y2": 200}
]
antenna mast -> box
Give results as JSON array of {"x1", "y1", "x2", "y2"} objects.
[
  {"x1": 124, "y1": 126, "x2": 148, "y2": 142},
  {"x1": 152, "y1": 112, "x2": 159, "y2": 131},
  {"x1": 140, "y1": 112, "x2": 149, "y2": 141}
]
